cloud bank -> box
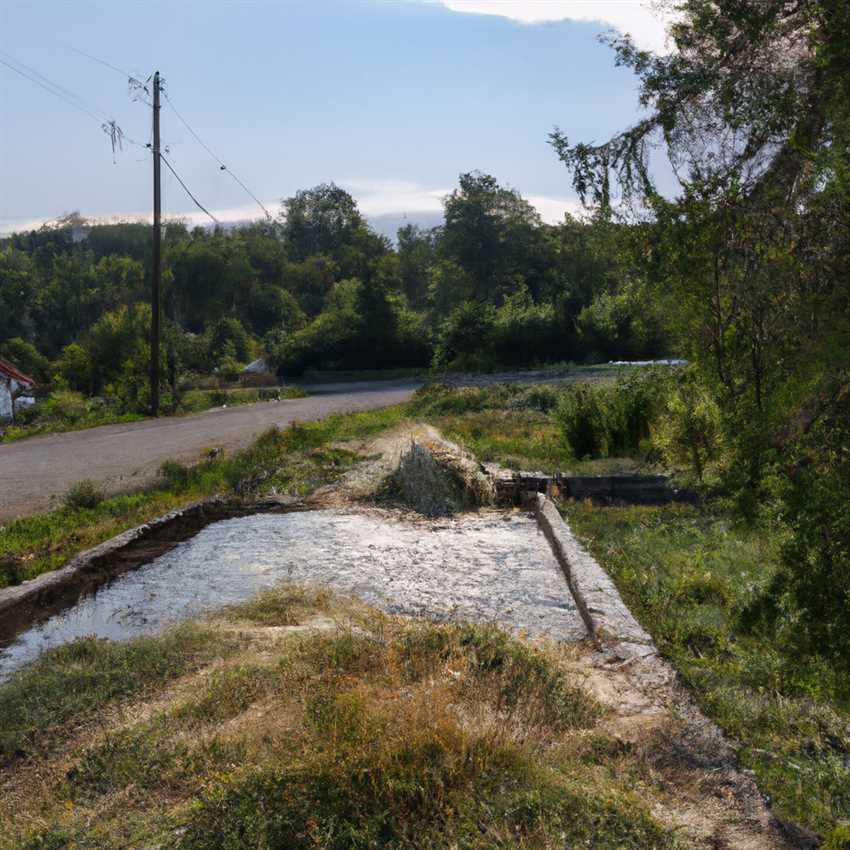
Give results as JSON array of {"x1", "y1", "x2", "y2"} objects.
[
  {"x1": 433, "y1": 1, "x2": 673, "y2": 53},
  {"x1": 1, "y1": 179, "x2": 584, "y2": 235}
]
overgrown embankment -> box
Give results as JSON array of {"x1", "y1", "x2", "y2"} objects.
[
  {"x1": 565, "y1": 501, "x2": 850, "y2": 844},
  {"x1": 0, "y1": 585, "x2": 774, "y2": 849}
]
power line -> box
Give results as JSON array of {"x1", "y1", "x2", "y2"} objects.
[
  {"x1": 159, "y1": 153, "x2": 220, "y2": 225},
  {"x1": 0, "y1": 51, "x2": 145, "y2": 156},
  {"x1": 65, "y1": 45, "x2": 136, "y2": 82},
  {"x1": 0, "y1": 54, "x2": 107, "y2": 124},
  {"x1": 163, "y1": 90, "x2": 272, "y2": 219}
]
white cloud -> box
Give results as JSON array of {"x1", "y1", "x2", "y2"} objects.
[
  {"x1": 0, "y1": 180, "x2": 584, "y2": 234},
  {"x1": 433, "y1": 0, "x2": 674, "y2": 53},
  {"x1": 339, "y1": 178, "x2": 449, "y2": 216}
]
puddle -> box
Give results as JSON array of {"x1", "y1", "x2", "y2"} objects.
[{"x1": 0, "y1": 509, "x2": 586, "y2": 679}]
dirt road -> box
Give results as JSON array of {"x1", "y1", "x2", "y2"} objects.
[{"x1": 0, "y1": 382, "x2": 418, "y2": 522}]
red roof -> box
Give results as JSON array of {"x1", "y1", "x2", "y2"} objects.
[{"x1": 0, "y1": 359, "x2": 35, "y2": 387}]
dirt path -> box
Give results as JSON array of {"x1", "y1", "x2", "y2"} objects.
[{"x1": 0, "y1": 381, "x2": 418, "y2": 522}]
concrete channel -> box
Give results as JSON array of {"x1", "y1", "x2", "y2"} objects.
[{"x1": 0, "y1": 457, "x2": 664, "y2": 678}]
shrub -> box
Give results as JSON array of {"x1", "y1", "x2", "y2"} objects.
[
  {"x1": 159, "y1": 460, "x2": 190, "y2": 489},
  {"x1": 63, "y1": 479, "x2": 104, "y2": 510},
  {"x1": 432, "y1": 301, "x2": 497, "y2": 371},
  {"x1": 554, "y1": 385, "x2": 610, "y2": 459},
  {"x1": 41, "y1": 389, "x2": 89, "y2": 424},
  {"x1": 651, "y1": 370, "x2": 721, "y2": 481},
  {"x1": 554, "y1": 371, "x2": 671, "y2": 460}
]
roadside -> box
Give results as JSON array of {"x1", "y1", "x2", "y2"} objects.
[
  {"x1": 1, "y1": 381, "x2": 846, "y2": 843},
  {"x1": 0, "y1": 385, "x2": 308, "y2": 444},
  {"x1": 0, "y1": 382, "x2": 417, "y2": 522}
]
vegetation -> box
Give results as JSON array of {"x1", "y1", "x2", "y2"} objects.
[
  {"x1": 0, "y1": 403, "x2": 406, "y2": 588},
  {"x1": 552, "y1": 0, "x2": 850, "y2": 727},
  {"x1": 0, "y1": 173, "x2": 669, "y2": 433},
  {"x1": 0, "y1": 586, "x2": 694, "y2": 850},
  {"x1": 1, "y1": 385, "x2": 307, "y2": 443},
  {"x1": 564, "y1": 501, "x2": 849, "y2": 842}
]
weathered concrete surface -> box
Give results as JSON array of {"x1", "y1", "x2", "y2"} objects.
[
  {"x1": 0, "y1": 381, "x2": 418, "y2": 522},
  {"x1": 534, "y1": 493, "x2": 653, "y2": 649}
]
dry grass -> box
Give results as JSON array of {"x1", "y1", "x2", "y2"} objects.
[{"x1": 1, "y1": 585, "x2": 699, "y2": 850}]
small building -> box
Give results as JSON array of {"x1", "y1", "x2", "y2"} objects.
[{"x1": 0, "y1": 359, "x2": 35, "y2": 423}]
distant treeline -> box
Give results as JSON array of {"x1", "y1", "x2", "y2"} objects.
[{"x1": 0, "y1": 172, "x2": 666, "y2": 400}]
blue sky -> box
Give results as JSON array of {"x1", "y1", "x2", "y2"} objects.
[{"x1": 0, "y1": 1, "x2": 670, "y2": 233}]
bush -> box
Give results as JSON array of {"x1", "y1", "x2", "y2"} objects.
[
  {"x1": 651, "y1": 370, "x2": 721, "y2": 481},
  {"x1": 159, "y1": 460, "x2": 190, "y2": 489},
  {"x1": 64, "y1": 480, "x2": 104, "y2": 510},
  {"x1": 432, "y1": 301, "x2": 497, "y2": 371},
  {"x1": 554, "y1": 371, "x2": 670, "y2": 460},
  {"x1": 554, "y1": 385, "x2": 610, "y2": 459},
  {"x1": 41, "y1": 389, "x2": 89, "y2": 424}
]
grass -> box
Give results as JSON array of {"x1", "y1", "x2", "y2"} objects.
[
  {"x1": 0, "y1": 403, "x2": 408, "y2": 588},
  {"x1": 0, "y1": 623, "x2": 243, "y2": 766},
  {"x1": 0, "y1": 386, "x2": 308, "y2": 444},
  {"x1": 0, "y1": 586, "x2": 688, "y2": 850},
  {"x1": 408, "y1": 381, "x2": 649, "y2": 475},
  {"x1": 563, "y1": 500, "x2": 850, "y2": 841}
]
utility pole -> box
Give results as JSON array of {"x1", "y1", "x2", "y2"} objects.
[{"x1": 150, "y1": 70, "x2": 162, "y2": 417}]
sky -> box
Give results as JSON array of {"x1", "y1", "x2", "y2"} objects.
[{"x1": 0, "y1": 0, "x2": 672, "y2": 235}]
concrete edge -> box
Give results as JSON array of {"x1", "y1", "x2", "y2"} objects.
[
  {"x1": 0, "y1": 496, "x2": 300, "y2": 643},
  {"x1": 533, "y1": 492, "x2": 655, "y2": 654}
]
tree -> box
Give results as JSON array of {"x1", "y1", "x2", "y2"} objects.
[
  {"x1": 552, "y1": 0, "x2": 850, "y2": 664},
  {"x1": 280, "y1": 184, "x2": 365, "y2": 263},
  {"x1": 397, "y1": 223, "x2": 436, "y2": 310},
  {"x1": 551, "y1": 0, "x2": 850, "y2": 496},
  {"x1": 441, "y1": 172, "x2": 544, "y2": 303}
]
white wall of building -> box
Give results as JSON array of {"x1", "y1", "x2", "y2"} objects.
[
  {"x1": 0, "y1": 377, "x2": 23, "y2": 421},
  {"x1": 0, "y1": 380, "x2": 13, "y2": 421}
]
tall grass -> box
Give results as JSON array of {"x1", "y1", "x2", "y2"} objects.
[{"x1": 564, "y1": 500, "x2": 850, "y2": 839}]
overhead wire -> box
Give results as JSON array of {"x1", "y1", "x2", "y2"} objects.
[
  {"x1": 65, "y1": 45, "x2": 136, "y2": 82},
  {"x1": 8, "y1": 44, "x2": 222, "y2": 225},
  {"x1": 0, "y1": 50, "x2": 146, "y2": 154},
  {"x1": 160, "y1": 153, "x2": 220, "y2": 225},
  {"x1": 64, "y1": 44, "x2": 264, "y2": 222},
  {"x1": 0, "y1": 54, "x2": 108, "y2": 125},
  {"x1": 163, "y1": 90, "x2": 272, "y2": 219}
]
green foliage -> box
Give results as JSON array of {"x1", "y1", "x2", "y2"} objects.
[
  {"x1": 63, "y1": 479, "x2": 104, "y2": 510},
  {"x1": 54, "y1": 343, "x2": 93, "y2": 393},
  {"x1": 432, "y1": 300, "x2": 496, "y2": 371},
  {"x1": 553, "y1": 371, "x2": 665, "y2": 460},
  {"x1": 2, "y1": 172, "x2": 672, "y2": 411},
  {"x1": 159, "y1": 460, "x2": 190, "y2": 489},
  {"x1": 554, "y1": 384, "x2": 609, "y2": 459},
  {"x1": 744, "y1": 390, "x2": 850, "y2": 676},
  {"x1": 651, "y1": 369, "x2": 722, "y2": 482},
  {"x1": 0, "y1": 338, "x2": 49, "y2": 383},
  {"x1": 565, "y1": 500, "x2": 849, "y2": 835}
]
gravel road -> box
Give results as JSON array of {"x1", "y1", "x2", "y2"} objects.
[{"x1": 0, "y1": 382, "x2": 419, "y2": 522}]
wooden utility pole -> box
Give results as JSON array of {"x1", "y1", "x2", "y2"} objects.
[{"x1": 150, "y1": 70, "x2": 162, "y2": 417}]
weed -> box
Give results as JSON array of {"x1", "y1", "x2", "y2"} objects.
[{"x1": 63, "y1": 479, "x2": 105, "y2": 510}]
